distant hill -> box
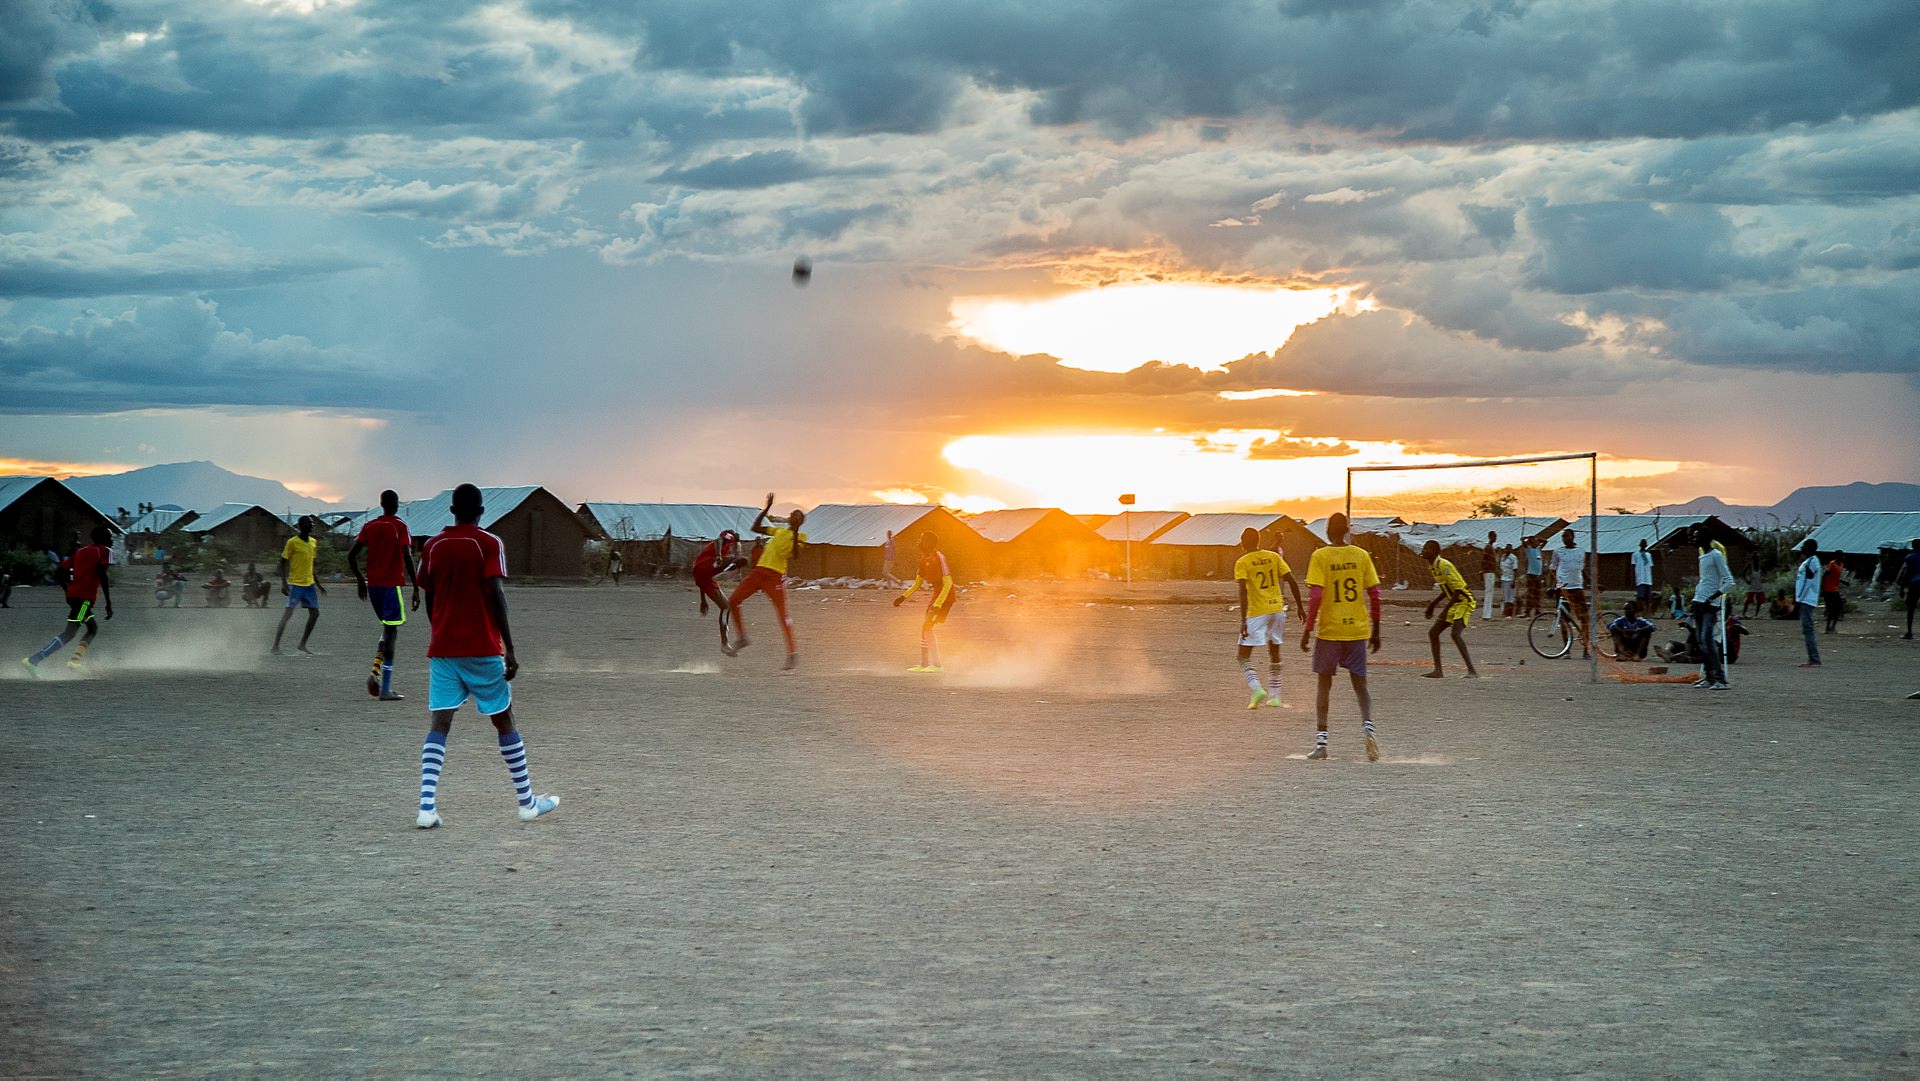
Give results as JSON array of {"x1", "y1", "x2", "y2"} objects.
[
  {"x1": 59, "y1": 461, "x2": 342, "y2": 518},
  {"x1": 1661, "y1": 482, "x2": 1920, "y2": 527}
]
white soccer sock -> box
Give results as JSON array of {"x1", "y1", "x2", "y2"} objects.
[{"x1": 1241, "y1": 660, "x2": 1260, "y2": 692}]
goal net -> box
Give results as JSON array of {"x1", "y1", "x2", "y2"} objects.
[{"x1": 1345, "y1": 454, "x2": 1602, "y2": 671}]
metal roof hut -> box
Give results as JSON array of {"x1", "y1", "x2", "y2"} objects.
[
  {"x1": 1396, "y1": 516, "x2": 1570, "y2": 590},
  {"x1": 1557, "y1": 514, "x2": 1751, "y2": 590},
  {"x1": 1804, "y1": 511, "x2": 1920, "y2": 585},
  {"x1": 178, "y1": 503, "x2": 296, "y2": 557},
  {"x1": 1095, "y1": 510, "x2": 1190, "y2": 579},
  {"x1": 399, "y1": 486, "x2": 592, "y2": 579},
  {"x1": 789, "y1": 504, "x2": 990, "y2": 581},
  {"x1": 576, "y1": 502, "x2": 760, "y2": 575},
  {"x1": 967, "y1": 508, "x2": 1112, "y2": 579},
  {"x1": 1149, "y1": 513, "x2": 1324, "y2": 579},
  {"x1": 0, "y1": 476, "x2": 121, "y2": 572}
]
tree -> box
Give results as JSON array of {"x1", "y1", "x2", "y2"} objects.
[{"x1": 1471, "y1": 492, "x2": 1519, "y2": 518}]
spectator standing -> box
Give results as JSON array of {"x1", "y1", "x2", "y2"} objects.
[
  {"x1": 1821, "y1": 557, "x2": 1845, "y2": 633},
  {"x1": 1523, "y1": 538, "x2": 1544, "y2": 617},
  {"x1": 1690, "y1": 524, "x2": 1735, "y2": 690},
  {"x1": 1631, "y1": 539, "x2": 1654, "y2": 607},
  {"x1": 1499, "y1": 546, "x2": 1518, "y2": 617},
  {"x1": 1792, "y1": 539, "x2": 1822, "y2": 667},
  {"x1": 1901, "y1": 538, "x2": 1920, "y2": 640},
  {"x1": 1479, "y1": 531, "x2": 1497, "y2": 621}
]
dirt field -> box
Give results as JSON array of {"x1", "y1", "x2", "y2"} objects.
[{"x1": 3, "y1": 579, "x2": 1916, "y2": 1077}]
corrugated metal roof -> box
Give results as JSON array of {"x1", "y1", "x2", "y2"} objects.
[
  {"x1": 1151, "y1": 512, "x2": 1288, "y2": 547},
  {"x1": 1805, "y1": 511, "x2": 1920, "y2": 554},
  {"x1": 0, "y1": 476, "x2": 54, "y2": 517},
  {"x1": 1095, "y1": 510, "x2": 1189, "y2": 542},
  {"x1": 800, "y1": 504, "x2": 966, "y2": 547},
  {"x1": 182, "y1": 503, "x2": 271, "y2": 533},
  {"x1": 1394, "y1": 516, "x2": 1569, "y2": 549},
  {"x1": 1310, "y1": 516, "x2": 1406, "y2": 539},
  {"x1": 1556, "y1": 514, "x2": 1713, "y2": 554},
  {"x1": 966, "y1": 508, "x2": 1059, "y2": 543},
  {"x1": 127, "y1": 507, "x2": 193, "y2": 533},
  {"x1": 579, "y1": 502, "x2": 759, "y2": 542},
  {"x1": 395, "y1": 486, "x2": 543, "y2": 535}
]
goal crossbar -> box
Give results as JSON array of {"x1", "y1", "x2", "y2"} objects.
[{"x1": 1346, "y1": 451, "x2": 1596, "y2": 474}]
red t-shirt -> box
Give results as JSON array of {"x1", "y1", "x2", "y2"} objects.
[
  {"x1": 66, "y1": 544, "x2": 111, "y2": 601},
  {"x1": 355, "y1": 514, "x2": 412, "y2": 588},
  {"x1": 419, "y1": 524, "x2": 508, "y2": 658},
  {"x1": 692, "y1": 538, "x2": 737, "y2": 579},
  {"x1": 1821, "y1": 562, "x2": 1843, "y2": 592}
]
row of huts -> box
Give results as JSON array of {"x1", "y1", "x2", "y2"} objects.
[{"x1": 6, "y1": 473, "x2": 1919, "y2": 587}]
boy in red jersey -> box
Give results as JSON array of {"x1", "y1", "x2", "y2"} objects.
[
  {"x1": 348, "y1": 489, "x2": 419, "y2": 701},
  {"x1": 693, "y1": 529, "x2": 748, "y2": 652},
  {"x1": 412, "y1": 484, "x2": 558, "y2": 829},
  {"x1": 892, "y1": 530, "x2": 958, "y2": 672},
  {"x1": 727, "y1": 493, "x2": 806, "y2": 670},
  {"x1": 23, "y1": 525, "x2": 115, "y2": 675}
]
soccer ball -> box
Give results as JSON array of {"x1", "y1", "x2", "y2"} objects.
[{"x1": 791, "y1": 256, "x2": 812, "y2": 286}]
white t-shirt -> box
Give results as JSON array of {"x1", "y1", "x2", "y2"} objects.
[
  {"x1": 1694, "y1": 547, "x2": 1735, "y2": 607},
  {"x1": 1499, "y1": 552, "x2": 1518, "y2": 582},
  {"x1": 1794, "y1": 555, "x2": 1823, "y2": 607},
  {"x1": 1552, "y1": 545, "x2": 1585, "y2": 590},
  {"x1": 1631, "y1": 549, "x2": 1653, "y2": 586}
]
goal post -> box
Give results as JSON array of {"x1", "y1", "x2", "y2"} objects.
[{"x1": 1345, "y1": 453, "x2": 1601, "y2": 683}]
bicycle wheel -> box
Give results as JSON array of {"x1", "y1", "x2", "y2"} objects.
[
  {"x1": 1528, "y1": 611, "x2": 1572, "y2": 658},
  {"x1": 1595, "y1": 612, "x2": 1620, "y2": 659}
]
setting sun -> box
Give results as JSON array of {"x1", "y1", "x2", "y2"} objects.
[{"x1": 950, "y1": 283, "x2": 1350, "y2": 373}]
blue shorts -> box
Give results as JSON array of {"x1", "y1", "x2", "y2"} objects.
[
  {"x1": 1312, "y1": 638, "x2": 1369, "y2": 677},
  {"x1": 285, "y1": 584, "x2": 320, "y2": 609},
  {"x1": 367, "y1": 585, "x2": 406, "y2": 626},
  {"x1": 429, "y1": 655, "x2": 512, "y2": 715}
]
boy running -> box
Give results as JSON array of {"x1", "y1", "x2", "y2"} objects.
[
  {"x1": 693, "y1": 529, "x2": 748, "y2": 652},
  {"x1": 413, "y1": 484, "x2": 558, "y2": 828},
  {"x1": 1297, "y1": 513, "x2": 1382, "y2": 761},
  {"x1": 893, "y1": 530, "x2": 958, "y2": 672},
  {"x1": 727, "y1": 493, "x2": 806, "y2": 670},
  {"x1": 22, "y1": 525, "x2": 114, "y2": 675},
  {"x1": 1233, "y1": 526, "x2": 1305, "y2": 708},
  {"x1": 271, "y1": 516, "x2": 325, "y2": 655},
  {"x1": 348, "y1": 489, "x2": 418, "y2": 701},
  {"x1": 1421, "y1": 540, "x2": 1479, "y2": 678}
]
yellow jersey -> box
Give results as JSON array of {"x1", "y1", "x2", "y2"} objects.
[
  {"x1": 1432, "y1": 556, "x2": 1470, "y2": 600},
  {"x1": 1233, "y1": 550, "x2": 1292, "y2": 617},
  {"x1": 757, "y1": 527, "x2": 805, "y2": 574},
  {"x1": 282, "y1": 535, "x2": 319, "y2": 587},
  {"x1": 1305, "y1": 544, "x2": 1381, "y2": 641}
]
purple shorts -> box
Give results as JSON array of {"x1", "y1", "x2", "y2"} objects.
[{"x1": 1312, "y1": 638, "x2": 1369, "y2": 677}]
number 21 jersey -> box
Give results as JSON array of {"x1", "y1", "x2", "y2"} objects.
[{"x1": 1306, "y1": 544, "x2": 1382, "y2": 641}]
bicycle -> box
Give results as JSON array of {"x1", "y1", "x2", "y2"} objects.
[{"x1": 1528, "y1": 589, "x2": 1617, "y2": 660}]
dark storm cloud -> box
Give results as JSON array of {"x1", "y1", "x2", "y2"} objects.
[
  {"x1": 0, "y1": 296, "x2": 406, "y2": 412},
  {"x1": 0, "y1": 249, "x2": 371, "y2": 298},
  {"x1": 1652, "y1": 282, "x2": 1920, "y2": 376},
  {"x1": 1522, "y1": 201, "x2": 1787, "y2": 294}
]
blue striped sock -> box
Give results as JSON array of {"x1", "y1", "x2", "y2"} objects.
[
  {"x1": 498, "y1": 731, "x2": 533, "y2": 808},
  {"x1": 30, "y1": 635, "x2": 64, "y2": 665},
  {"x1": 419, "y1": 731, "x2": 446, "y2": 812},
  {"x1": 380, "y1": 663, "x2": 394, "y2": 695}
]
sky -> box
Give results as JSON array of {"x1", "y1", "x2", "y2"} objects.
[{"x1": 2, "y1": 0, "x2": 1917, "y2": 514}]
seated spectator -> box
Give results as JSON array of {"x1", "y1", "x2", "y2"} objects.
[
  {"x1": 1768, "y1": 590, "x2": 1797, "y2": 620},
  {"x1": 204, "y1": 569, "x2": 232, "y2": 608},
  {"x1": 241, "y1": 564, "x2": 270, "y2": 608},
  {"x1": 1655, "y1": 619, "x2": 1704, "y2": 665},
  {"x1": 1608, "y1": 602, "x2": 1656, "y2": 661},
  {"x1": 1726, "y1": 614, "x2": 1750, "y2": 665},
  {"x1": 154, "y1": 563, "x2": 186, "y2": 608}
]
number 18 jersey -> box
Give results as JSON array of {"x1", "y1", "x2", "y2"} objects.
[{"x1": 1306, "y1": 544, "x2": 1381, "y2": 641}]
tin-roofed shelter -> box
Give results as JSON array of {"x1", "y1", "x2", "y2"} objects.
[
  {"x1": 1804, "y1": 511, "x2": 1920, "y2": 583},
  {"x1": 179, "y1": 503, "x2": 297, "y2": 555},
  {"x1": 576, "y1": 502, "x2": 760, "y2": 573},
  {"x1": 1557, "y1": 514, "x2": 1751, "y2": 589},
  {"x1": 0, "y1": 476, "x2": 120, "y2": 561},
  {"x1": 1150, "y1": 513, "x2": 1324, "y2": 579},
  {"x1": 968, "y1": 508, "x2": 1112, "y2": 578},
  {"x1": 398, "y1": 486, "x2": 592, "y2": 579},
  {"x1": 789, "y1": 504, "x2": 990, "y2": 580}
]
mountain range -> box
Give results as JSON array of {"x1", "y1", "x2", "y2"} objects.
[
  {"x1": 60, "y1": 461, "x2": 343, "y2": 517},
  {"x1": 1657, "y1": 482, "x2": 1920, "y2": 527}
]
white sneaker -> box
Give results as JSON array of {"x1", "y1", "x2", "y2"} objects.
[
  {"x1": 518, "y1": 793, "x2": 560, "y2": 821},
  {"x1": 416, "y1": 809, "x2": 441, "y2": 829}
]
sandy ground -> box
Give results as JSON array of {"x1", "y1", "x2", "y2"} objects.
[{"x1": 2, "y1": 579, "x2": 1916, "y2": 1077}]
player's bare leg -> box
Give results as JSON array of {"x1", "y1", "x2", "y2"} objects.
[
  {"x1": 1425, "y1": 616, "x2": 1449, "y2": 677},
  {"x1": 298, "y1": 608, "x2": 319, "y2": 654}
]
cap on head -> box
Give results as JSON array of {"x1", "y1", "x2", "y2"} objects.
[
  {"x1": 380, "y1": 489, "x2": 399, "y2": 513},
  {"x1": 451, "y1": 483, "x2": 484, "y2": 522}
]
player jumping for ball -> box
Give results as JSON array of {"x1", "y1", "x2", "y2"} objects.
[
  {"x1": 1421, "y1": 540, "x2": 1479, "y2": 679},
  {"x1": 1234, "y1": 526, "x2": 1304, "y2": 709},
  {"x1": 413, "y1": 484, "x2": 558, "y2": 829},
  {"x1": 893, "y1": 530, "x2": 957, "y2": 672},
  {"x1": 1298, "y1": 513, "x2": 1382, "y2": 761},
  {"x1": 728, "y1": 493, "x2": 805, "y2": 670},
  {"x1": 271, "y1": 516, "x2": 325, "y2": 655},
  {"x1": 348, "y1": 489, "x2": 419, "y2": 701},
  {"x1": 21, "y1": 525, "x2": 114, "y2": 676},
  {"x1": 693, "y1": 529, "x2": 748, "y2": 652}
]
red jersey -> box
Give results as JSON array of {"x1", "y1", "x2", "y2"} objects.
[
  {"x1": 692, "y1": 537, "x2": 737, "y2": 578},
  {"x1": 1821, "y1": 562, "x2": 1843, "y2": 592},
  {"x1": 419, "y1": 524, "x2": 508, "y2": 658},
  {"x1": 66, "y1": 544, "x2": 112, "y2": 601},
  {"x1": 356, "y1": 514, "x2": 412, "y2": 587}
]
